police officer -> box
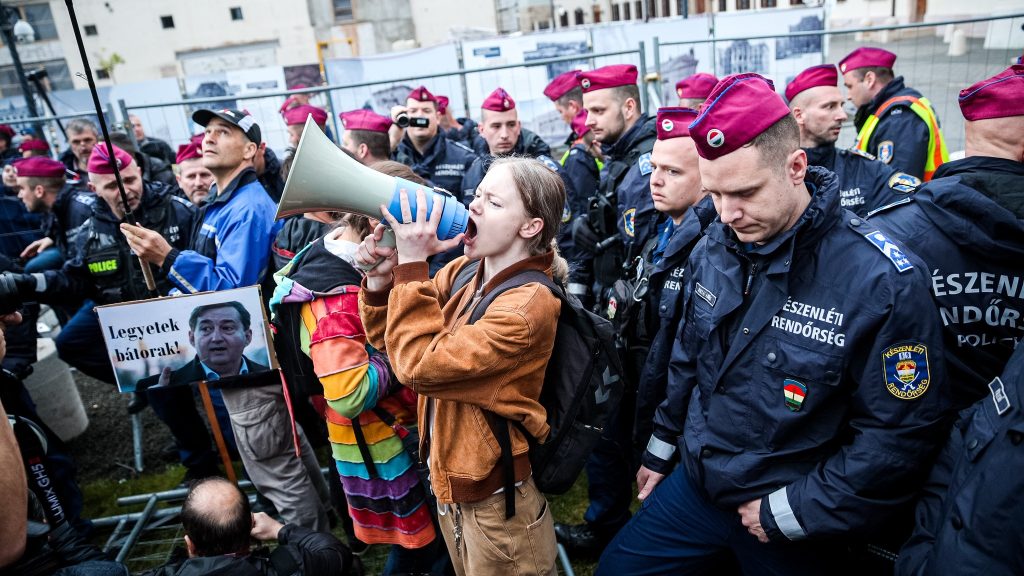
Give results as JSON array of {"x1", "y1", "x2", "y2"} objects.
[
  {"x1": 895, "y1": 344, "x2": 1024, "y2": 576},
  {"x1": 598, "y1": 73, "x2": 951, "y2": 575},
  {"x1": 870, "y1": 64, "x2": 1024, "y2": 411},
  {"x1": 393, "y1": 86, "x2": 478, "y2": 198},
  {"x1": 840, "y1": 47, "x2": 949, "y2": 181},
  {"x1": 629, "y1": 107, "x2": 718, "y2": 461},
  {"x1": 786, "y1": 64, "x2": 916, "y2": 216},
  {"x1": 282, "y1": 104, "x2": 329, "y2": 149},
  {"x1": 544, "y1": 69, "x2": 585, "y2": 147},
  {"x1": 462, "y1": 87, "x2": 563, "y2": 198},
  {"x1": 175, "y1": 138, "x2": 215, "y2": 205},
  {"x1": 561, "y1": 109, "x2": 602, "y2": 231},
  {"x1": 339, "y1": 108, "x2": 393, "y2": 165},
  {"x1": 556, "y1": 63, "x2": 660, "y2": 556},
  {"x1": 675, "y1": 72, "x2": 717, "y2": 108},
  {"x1": 12, "y1": 156, "x2": 94, "y2": 263},
  {"x1": 437, "y1": 94, "x2": 481, "y2": 148}
]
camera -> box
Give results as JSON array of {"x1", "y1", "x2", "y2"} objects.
[{"x1": 395, "y1": 112, "x2": 429, "y2": 129}]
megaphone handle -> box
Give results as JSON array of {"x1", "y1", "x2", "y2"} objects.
[{"x1": 355, "y1": 228, "x2": 397, "y2": 272}]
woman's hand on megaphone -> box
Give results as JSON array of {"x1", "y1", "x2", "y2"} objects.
[
  {"x1": 380, "y1": 188, "x2": 464, "y2": 266},
  {"x1": 357, "y1": 223, "x2": 398, "y2": 291}
]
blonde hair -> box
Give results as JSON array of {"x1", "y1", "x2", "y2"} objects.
[{"x1": 488, "y1": 157, "x2": 569, "y2": 282}]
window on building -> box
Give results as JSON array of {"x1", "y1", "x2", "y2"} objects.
[
  {"x1": 790, "y1": 0, "x2": 805, "y2": 4},
  {"x1": 611, "y1": 3, "x2": 620, "y2": 20},
  {"x1": 334, "y1": 0, "x2": 353, "y2": 21},
  {"x1": 593, "y1": 5, "x2": 602, "y2": 22},
  {"x1": 160, "y1": 15, "x2": 175, "y2": 29},
  {"x1": 663, "y1": 0, "x2": 672, "y2": 17},
  {"x1": 230, "y1": 7, "x2": 243, "y2": 20},
  {"x1": 718, "y1": 0, "x2": 727, "y2": 11},
  {"x1": 635, "y1": 1, "x2": 643, "y2": 18},
  {"x1": 623, "y1": 2, "x2": 631, "y2": 20},
  {"x1": 761, "y1": 0, "x2": 777, "y2": 6},
  {"x1": 96, "y1": 69, "x2": 110, "y2": 80},
  {"x1": 737, "y1": 0, "x2": 751, "y2": 9},
  {"x1": 560, "y1": 10, "x2": 569, "y2": 27},
  {"x1": 575, "y1": 7, "x2": 585, "y2": 24},
  {"x1": 84, "y1": 25, "x2": 98, "y2": 36}
]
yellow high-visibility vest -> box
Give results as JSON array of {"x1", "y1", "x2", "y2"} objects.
[
  {"x1": 560, "y1": 141, "x2": 605, "y2": 172},
  {"x1": 855, "y1": 95, "x2": 949, "y2": 181}
]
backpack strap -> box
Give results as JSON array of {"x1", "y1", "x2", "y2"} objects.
[
  {"x1": 450, "y1": 259, "x2": 480, "y2": 300},
  {"x1": 463, "y1": 267, "x2": 563, "y2": 518}
]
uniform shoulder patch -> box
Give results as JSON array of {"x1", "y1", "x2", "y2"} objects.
[
  {"x1": 883, "y1": 342, "x2": 931, "y2": 400},
  {"x1": 865, "y1": 197, "x2": 913, "y2": 219},
  {"x1": 847, "y1": 147, "x2": 876, "y2": 161},
  {"x1": 877, "y1": 141, "x2": 894, "y2": 164},
  {"x1": 622, "y1": 207, "x2": 636, "y2": 237},
  {"x1": 561, "y1": 201, "x2": 572, "y2": 223},
  {"x1": 539, "y1": 155, "x2": 560, "y2": 172},
  {"x1": 861, "y1": 229, "x2": 914, "y2": 272},
  {"x1": 638, "y1": 152, "x2": 653, "y2": 176},
  {"x1": 171, "y1": 195, "x2": 194, "y2": 208},
  {"x1": 887, "y1": 172, "x2": 921, "y2": 194}
]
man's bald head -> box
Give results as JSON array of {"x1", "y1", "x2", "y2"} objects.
[{"x1": 180, "y1": 477, "x2": 252, "y2": 557}]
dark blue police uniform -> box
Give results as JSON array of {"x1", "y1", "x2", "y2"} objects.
[
  {"x1": 895, "y1": 344, "x2": 1024, "y2": 576},
  {"x1": 394, "y1": 133, "x2": 477, "y2": 200},
  {"x1": 631, "y1": 195, "x2": 718, "y2": 457},
  {"x1": 443, "y1": 117, "x2": 479, "y2": 147},
  {"x1": 598, "y1": 166, "x2": 952, "y2": 575},
  {"x1": 805, "y1": 144, "x2": 917, "y2": 217},
  {"x1": 869, "y1": 156, "x2": 1024, "y2": 411},
  {"x1": 853, "y1": 77, "x2": 934, "y2": 180}
]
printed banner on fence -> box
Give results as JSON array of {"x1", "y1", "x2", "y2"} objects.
[{"x1": 96, "y1": 286, "x2": 276, "y2": 393}]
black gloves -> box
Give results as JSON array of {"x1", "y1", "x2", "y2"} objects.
[
  {"x1": 571, "y1": 214, "x2": 601, "y2": 255},
  {"x1": 0, "y1": 273, "x2": 37, "y2": 299}
]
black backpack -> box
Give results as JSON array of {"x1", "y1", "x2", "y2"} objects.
[{"x1": 452, "y1": 260, "x2": 624, "y2": 518}]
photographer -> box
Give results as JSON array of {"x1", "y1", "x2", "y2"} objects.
[{"x1": 391, "y1": 86, "x2": 477, "y2": 199}]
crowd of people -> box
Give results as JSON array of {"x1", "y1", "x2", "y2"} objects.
[{"x1": 0, "y1": 42, "x2": 1021, "y2": 576}]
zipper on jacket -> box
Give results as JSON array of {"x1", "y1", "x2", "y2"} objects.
[{"x1": 744, "y1": 260, "x2": 759, "y2": 297}]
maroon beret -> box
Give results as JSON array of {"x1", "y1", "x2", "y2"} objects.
[
  {"x1": 278, "y1": 96, "x2": 298, "y2": 114},
  {"x1": 689, "y1": 73, "x2": 789, "y2": 161},
  {"x1": 571, "y1": 108, "x2": 590, "y2": 138},
  {"x1": 18, "y1": 139, "x2": 49, "y2": 153},
  {"x1": 482, "y1": 87, "x2": 515, "y2": 112},
  {"x1": 958, "y1": 64, "x2": 1024, "y2": 121},
  {"x1": 785, "y1": 64, "x2": 839, "y2": 102},
  {"x1": 839, "y1": 47, "x2": 896, "y2": 74},
  {"x1": 176, "y1": 140, "x2": 203, "y2": 164},
  {"x1": 436, "y1": 95, "x2": 449, "y2": 116},
  {"x1": 87, "y1": 143, "x2": 134, "y2": 175},
  {"x1": 0, "y1": 125, "x2": 14, "y2": 140},
  {"x1": 283, "y1": 104, "x2": 328, "y2": 126},
  {"x1": 407, "y1": 85, "x2": 437, "y2": 103},
  {"x1": 340, "y1": 109, "x2": 392, "y2": 133},
  {"x1": 656, "y1": 107, "x2": 699, "y2": 140},
  {"x1": 12, "y1": 156, "x2": 64, "y2": 178},
  {"x1": 578, "y1": 65, "x2": 638, "y2": 93},
  {"x1": 544, "y1": 70, "x2": 582, "y2": 101},
  {"x1": 676, "y1": 73, "x2": 718, "y2": 100}
]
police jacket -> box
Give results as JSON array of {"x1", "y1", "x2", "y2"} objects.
[
  {"x1": 444, "y1": 117, "x2": 479, "y2": 146},
  {"x1": 590, "y1": 115, "x2": 658, "y2": 287},
  {"x1": 852, "y1": 77, "x2": 938, "y2": 180},
  {"x1": 163, "y1": 167, "x2": 281, "y2": 293},
  {"x1": 136, "y1": 150, "x2": 175, "y2": 187},
  {"x1": 632, "y1": 195, "x2": 717, "y2": 453},
  {"x1": 138, "y1": 523, "x2": 352, "y2": 576},
  {"x1": 470, "y1": 127, "x2": 551, "y2": 158},
  {"x1": 643, "y1": 166, "x2": 951, "y2": 542},
  {"x1": 804, "y1": 144, "x2": 916, "y2": 217},
  {"x1": 869, "y1": 156, "x2": 1024, "y2": 410},
  {"x1": 139, "y1": 136, "x2": 175, "y2": 166},
  {"x1": 59, "y1": 148, "x2": 87, "y2": 182},
  {"x1": 895, "y1": 345, "x2": 1024, "y2": 576},
  {"x1": 42, "y1": 181, "x2": 194, "y2": 304},
  {"x1": 394, "y1": 133, "x2": 477, "y2": 201},
  {"x1": 47, "y1": 182, "x2": 95, "y2": 258},
  {"x1": 562, "y1": 143, "x2": 601, "y2": 219},
  {"x1": 259, "y1": 147, "x2": 285, "y2": 202}
]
